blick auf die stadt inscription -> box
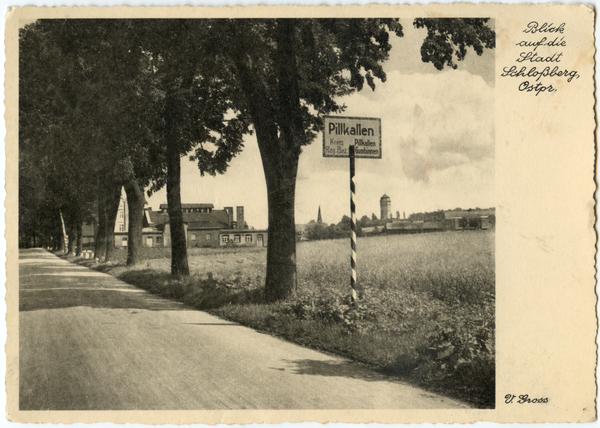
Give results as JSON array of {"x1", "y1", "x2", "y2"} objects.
[{"x1": 500, "y1": 21, "x2": 580, "y2": 95}]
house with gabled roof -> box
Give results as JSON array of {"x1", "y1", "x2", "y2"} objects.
[{"x1": 114, "y1": 198, "x2": 267, "y2": 248}]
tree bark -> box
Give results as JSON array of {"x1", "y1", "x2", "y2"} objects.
[
  {"x1": 57, "y1": 234, "x2": 64, "y2": 252},
  {"x1": 105, "y1": 184, "x2": 122, "y2": 262},
  {"x1": 262, "y1": 151, "x2": 299, "y2": 301},
  {"x1": 59, "y1": 210, "x2": 68, "y2": 254},
  {"x1": 94, "y1": 185, "x2": 108, "y2": 261},
  {"x1": 165, "y1": 97, "x2": 190, "y2": 277},
  {"x1": 76, "y1": 219, "x2": 83, "y2": 256},
  {"x1": 68, "y1": 217, "x2": 77, "y2": 255},
  {"x1": 124, "y1": 179, "x2": 145, "y2": 266}
]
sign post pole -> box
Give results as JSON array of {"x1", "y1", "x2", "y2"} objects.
[
  {"x1": 322, "y1": 115, "x2": 381, "y2": 305},
  {"x1": 349, "y1": 145, "x2": 357, "y2": 305}
]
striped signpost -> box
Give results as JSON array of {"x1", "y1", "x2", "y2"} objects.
[
  {"x1": 349, "y1": 145, "x2": 358, "y2": 302},
  {"x1": 323, "y1": 116, "x2": 382, "y2": 304}
]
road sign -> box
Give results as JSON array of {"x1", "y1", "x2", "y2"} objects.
[
  {"x1": 323, "y1": 116, "x2": 381, "y2": 158},
  {"x1": 322, "y1": 116, "x2": 382, "y2": 304}
]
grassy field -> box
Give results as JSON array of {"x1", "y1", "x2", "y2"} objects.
[{"x1": 79, "y1": 230, "x2": 495, "y2": 408}]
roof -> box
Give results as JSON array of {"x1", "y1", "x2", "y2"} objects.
[
  {"x1": 188, "y1": 221, "x2": 226, "y2": 230},
  {"x1": 159, "y1": 203, "x2": 214, "y2": 210},
  {"x1": 184, "y1": 210, "x2": 229, "y2": 227},
  {"x1": 148, "y1": 211, "x2": 169, "y2": 226},
  {"x1": 147, "y1": 209, "x2": 230, "y2": 228},
  {"x1": 386, "y1": 222, "x2": 419, "y2": 231},
  {"x1": 220, "y1": 229, "x2": 268, "y2": 233},
  {"x1": 443, "y1": 208, "x2": 495, "y2": 219}
]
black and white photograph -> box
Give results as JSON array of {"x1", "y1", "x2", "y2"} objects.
[{"x1": 6, "y1": 4, "x2": 596, "y2": 424}]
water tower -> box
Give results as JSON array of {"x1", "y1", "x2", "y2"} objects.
[{"x1": 380, "y1": 194, "x2": 391, "y2": 220}]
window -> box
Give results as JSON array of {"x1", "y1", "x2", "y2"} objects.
[
  {"x1": 206, "y1": 233, "x2": 212, "y2": 240},
  {"x1": 234, "y1": 235, "x2": 241, "y2": 243},
  {"x1": 121, "y1": 237, "x2": 128, "y2": 247},
  {"x1": 146, "y1": 237, "x2": 153, "y2": 247},
  {"x1": 118, "y1": 224, "x2": 125, "y2": 232},
  {"x1": 119, "y1": 211, "x2": 124, "y2": 219},
  {"x1": 191, "y1": 233, "x2": 197, "y2": 241},
  {"x1": 221, "y1": 235, "x2": 229, "y2": 243},
  {"x1": 245, "y1": 235, "x2": 252, "y2": 243},
  {"x1": 156, "y1": 237, "x2": 162, "y2": 245}
]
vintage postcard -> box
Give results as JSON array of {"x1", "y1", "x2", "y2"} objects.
[{"x1": 5, "y1": 3, "x2": 596, "y2": 424}]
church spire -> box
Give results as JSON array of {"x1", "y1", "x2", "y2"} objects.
[{"x1": 317, "y1": 206, "x2": 323, "y2": 223}]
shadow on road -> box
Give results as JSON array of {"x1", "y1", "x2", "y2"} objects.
[
  {"x1": 19, "y1": 249, "x2": 192, "y2": 313},
  {"x1": 283, "y1": 359, "x2": 397, "y2": 383},
  {"x1": 19, "y1": 287, "x2": 193, "y2": 312},
  {"x1": 182, "y1": 322, "x2": 240, "y2": 326}
]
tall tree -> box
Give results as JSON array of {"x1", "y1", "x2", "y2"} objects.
[
  {"x1": 19, "y1": 20, "x2": 100, "y2": 252},
  {"x1": 21, "y1": 20, "x2": 160, "y2": 264},
  {"x1": 216, "y1": 18, "x2": 494, "y2": 301},
  {"x1": 134, "y1": 20, "x2": 249, "y2": 276},
  {"x1": 216, "y1": 19, "x2": 402, "y2": 301}
]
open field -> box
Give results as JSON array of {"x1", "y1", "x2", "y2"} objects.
[{"x1": 79, "y1": 230, "x2": 495, "y2": 408}]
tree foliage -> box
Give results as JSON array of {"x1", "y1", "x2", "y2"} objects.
[
  {"x1": 19, "y1": 19, "x2": 251, "y2": 269},
  {"x1": 414, "y1": 18, "x2": 495, "y2": 70}
]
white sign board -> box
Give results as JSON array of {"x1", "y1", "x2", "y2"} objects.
[{"x1": 323, "y1": 116, "x2": 381, "y2": 158}]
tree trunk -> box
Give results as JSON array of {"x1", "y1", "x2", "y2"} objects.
[
  {"x1": 228, "y1": 21, "x2": 305, "y2": 301},
  {"x1": 262, "y1": 153, "x2": 299, "y2": 301},
  {"x1": 68, "y1": 217, "x2": 77, "y2": 255},
  {"x1": 166, "y1": 146, "x2": 190, "y2": 277},
  {"x1": 165, "y1": 98, "x2": 190, "y2": 277},
  {"x1": 105, "y1": 184, "x2": 122, "y2": 263},
  {"x1": 59, "y1": 210, "x2": 68, "y2": 254},
  {"x1": 76, "y1": 219, "x2": 83, "y2": 256},
  {"x1": 94, "y1": 185, "x2": 108, "y2": 261},
  {"x1": 124, "y1": 179, "x2": 145, "y2": 266},
  {"x1": 229, "y1": 19, "x2": 303, "y2": 302}
]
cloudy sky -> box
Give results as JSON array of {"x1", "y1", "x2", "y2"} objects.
[{"x1": 147, "y1": 20, "x2": 495, "y2": 229}]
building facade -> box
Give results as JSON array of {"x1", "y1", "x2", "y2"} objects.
[
  {"x1": 218, "y1": 229, "x2": 267, "y2": 247},
  {"x1": 113, "y1": 194, "x2": 267, "y2": 248}
]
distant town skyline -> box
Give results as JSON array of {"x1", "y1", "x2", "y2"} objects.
[{"x1": 147, "y1": 20, "x2": 495, "y2": 229}]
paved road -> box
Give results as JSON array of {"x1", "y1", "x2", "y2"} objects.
[{"x1": 19, "y1": 248, "x2": 469, "y2": 410}]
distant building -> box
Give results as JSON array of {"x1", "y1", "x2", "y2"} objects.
[
  {"x1": 81, "y1": 223, "x2": 96, "y2": 246},
  {"x1": 380, "y1": 194, "x2": 391, "y2": 220},
  {"x1": 295, "y1": 223, "x2": 309, "y2": 241},
  {"x1": 361, "y1": 206, "x2": 495, "y2": 236},
  {"x1": 218, "y1": 229, "x2": 266, "y2": 247},
  {"x1": 443, "y1": 208, "x2": 495, "y2": 231},
  {"x1": 114, "y1": 196, "x2": 267, "y2": 248}
]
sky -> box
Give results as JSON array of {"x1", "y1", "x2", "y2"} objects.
[{"x1": 147, "y1": 20, "x2": 495, "y2": 229}]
